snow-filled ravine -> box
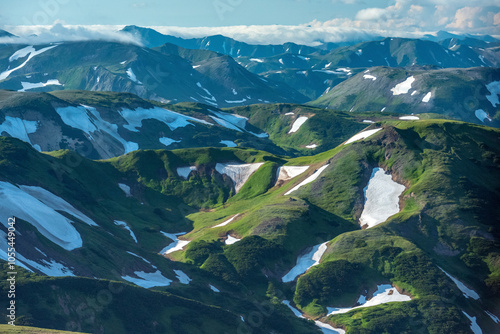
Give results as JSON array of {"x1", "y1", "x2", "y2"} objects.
[
  {"x1": 122, "y1": 270, "x2": 172, "y2": 288},
  {"x1": 359, "y1": 168, "x2": 405, "y2": 228},
  {"x1": 284, "y1": 165, "x2": 330, "y2": 196},
  {"x1": 0, "y1": 45, "x2": 58, "y2": 80},
  {"x1": 215, "y1": 162, "x2": 264, "y2": 193},
  {"x1": 282, "y1": 300, "x2": 345, "y2": 334},
  {"x1": 160, "y1": 231, "x2": 190, "y2": 255},
  {"x1": 439, "y1": 268, "x2": 480, "y2": 300},
  {"x1": 118, "y1": 183, "x2": 132, "y2": 197},
  {"x1": 220, "y1": 140, "x2": 237, "y2": 147},
  {"x1": 475, "y1": 109, "x2": 492, "y2": 123},
  {"x1": 288, "y1": 116, "x2": 309, "y2": 134},
  {"x1": 327, "y1": 284, "x2": 411, "y2": 315},
  {"x1": 225, "y1": 234, "x2": 241, "y2": 245},
  {"x1": 282, "y1": 242, "x2": 328, "y2": 282},
  {"x1": 212, "y1": 214, "x2": 241, "y2": 228},
  {"x1": 276, "y1": 166, "x2": 310, "y2": 184},
  {"x1": 114, "y1": 220, "x2": 138, "y2": 243},
  {"x1": 0, "y1": 182, "x2": 98, "y2": 250},
  {"x1": 462, "y1": 311, "x2": 482, "y2": 334},
  {"x1": 343, "y1": 128, "x2": 382, "y2": 145}
]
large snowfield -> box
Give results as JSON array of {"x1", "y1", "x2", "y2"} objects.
[
  {"x1": 359, "y1": 168, "x2": 405, "y2": 228},
  {"x1": 0, "y1": 182, "x2": 83, "y2": 250}
]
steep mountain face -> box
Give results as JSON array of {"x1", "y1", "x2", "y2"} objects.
[
  {"x1": 0, "y1": 41, "x2": 306, "y2": 107},
  {"x1": 310, "y1": 66, "x2": 500, "y2": 126},
  {"x1": 122, "y1": 25, "x2": 321, "y2": 57}
]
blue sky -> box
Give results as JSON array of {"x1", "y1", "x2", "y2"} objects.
[
  {"x1": 2, "y1": 0, "x2": 391, "y2": 27},
  {"x1": 0, "y1": 0, "x2": 498, "y2": 46}
]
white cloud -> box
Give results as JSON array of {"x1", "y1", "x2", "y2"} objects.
[
  {"x1": 355, "y1": 8, "x2": 389, "y2": 21},
  {"x1": 0, "y1": 23, "x2": 142, "y2": 45}
]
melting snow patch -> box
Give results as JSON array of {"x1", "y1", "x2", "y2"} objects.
[
  {"x1": 284, "y1": 165, "x2": 329, "y2": 195},
  {"x1": 391, "y1": 76, "x2": 415, "y2": 95},
  {"x1": 1, "y1": 45, "x2": 58, "y2": 80},
  {"x1": 250, "y1": 58, "x2": 264, "y2": 63},
  {"x1": 225, "y1": 234, "x2": 241, "y2": 245},
  {"x1": 118, "y1": 183, "x2": 132, "y2": 197},
  {"x1": 440, "y1": 268, "x2": 480, "y2": 300},
  {"x1": 220, "y1": 140, "x2": 237, "y2": 147},
  {"x1": 20, "y1": 185, "x2": 97, "y2": 226},
  {"x1": 363, "y1": 120, "x2": 374, "y2": 123},
  {"x1": 159, "y1": 137, "x2": 181, "y2": 147},
  {"x1": 356, "y1": 49, "x2": 363, "y2": 56},
  {"x1": 126, "y1": 68, "x2": 142, "y2": 84},
  {"x1": 209, "y1": 284, "x2": 220, "y2": 292},
  {"x1": 114, "y1": 221, "x2": 137, "y2": 243},
  {"x1": 485, "y1": 311, "x2": 500, "y2": 324},
  {"x1": 119, "y1": 107, "x2": 211, "y2": 132},
  {"x1": 160, "y1": 231, "x2": 190, "y2": 255},
  {"x1": 475, "y1": 109, "x2": 491, "y2": 123},
  {"x1": 174, "y1": 270, "x2": 192, "y2": 284},
  {"x1": 485, "y1": 81, "x2": 500, "y2": 107},
  {"x1": 363, "y1": 74, "x2": 377, "y2": 81},
  {"x1": 19, "y1": 79, "x2": 63, "y2": 92},
  {"x1": 215, "y1": 162, "x2": 264, "y2": 193},
  {"x1": 411, "y1": 91, "x2": 418, "y2": 96},
  {"x1": 306, "y1": 144, "x2": 318, "y2": 149},
  {"x1": 225, "y1": 99, "x2": 247, "y2": 104},
  {"x1": 0, "y1": 182, "x2": 83, "y2": 250},
  {"x1": 282, "y1": 242, "x2": 328, "y2": 282},
  {"x1": 211, "y1": 110, "x2": 248, "y2": 129},
  {"x1": 276, "y1": 166, "x2": 310, "y2": 184},
  {"x1": 399, "y1": 116, "x2": 420, "y2": 120},
  {"x1": 359, "y1": 168, "x2": 405, "y2": 228},
  {"x1": 212, "y1": 214, "x2": 241, "y2": 228},
  {"x1": 381, "y1": 107, "x2": 386, "y2": 112},
  {"x1": 285, "y1": 112, "x2": 295, "y2": 116},
  {"x1": 283, "y1": 300, "x2": 304, "y2": 318},
  {"x1": 177, "y1": 166, "x2": 197, "y2": 179},
  {"x1": 126, "y1": 251, "x2": 151, "y2": 264},
  {"x1": 56, "y1": 105, "x2": 139, "y2": 154},
  {"x1": 422, "y1": 92, "x2": 432, "y2": 103},
  {"x1": 315, "y1": 321, "x2": 346, "y2": 334},
  {"x1": 344, "y1": 128, "x2": 382, "y2": 145},
  {"x1": 289, "y1": 116, "x2": 309, "y2": 134},
  {"x1": 122, "y1": 271, "x2": 172, "y2": 288},
  {"x1": 0, "y1": 116, "x2": 38, "y2": 147},
  {"x1": 327, "y1": 285, "x2": 411, "y2": 315},
  {"x1": 462, "y1": 311, "x2": 482, "y2": 334},
  {"x1": 18, "y1": 257, "x2": 75, "y2": 277}
]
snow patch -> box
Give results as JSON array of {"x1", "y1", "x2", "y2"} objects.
[
  {"x1": 177, "y1": 166, "x2": 197, "y2": 179},
  {"x1": 306, "y1": 144, "x2": 318, "y2": 149},
  {"x1": 250, "y1": 58, "x2": 264, "y2": 63},
  {"x1": 119, "y1": 107, "x2": 211, "y2": 132},
  {"x1": 399, "y1": 116, "x2": 420, "y2": 120},
  {"x1": 475, "y1": 109, "x2": 491, "y2": 123},
  {"x1": 344, "y1": 128, "x2": 382, "y2": 145},
  {"x1": 363, "y1": 120, "x2": 374, "y2": 123},
  {"x1": 288, "y1": 116, "x2": 309, "y2": 134},
  {"x1": 225, "y1": 99, "x2": 247, "y2": 104},
  {"x1": 209, "y1": 284, "x2": 220, "y2": 293},
  {"x1": 122, "y1": 271, "x2": 172, "y2": 288},
  {"x1": 126, "y1": 252, "x2": 151, "y2": 264},
  {"x1": 0, "y1": 116, "x2": 38, "y2": 147},
  {"x1": 220, "y1": 140, "x2": 237, "y2": 147},
  {"x1": 440, "y1": 268, "x2": 480, "y2": 300},
  {"x1": 363, "y1": 74, "x2": 377, "y2": 81},
  {"x1": 391, "y1": 76, "x2": 415, "y2": 95},
  {"x1": 174, "y1": 270, "x2": 192, "y2": 284},
  {"x1": 1, "y1": 45, "x2": 58, "y2": 80},
  {"x1": 56, "y1": 105, "x2": 139, "y2": 154},
  {"x1": 276, "y1": 166, "x2": 310, "y2": 184},
  {"x1": 462, "y1": 311, "x2": 482, "y2": 334},
  {"x1": 160, "y1": 231, "x2": 190, "y2": 255},
  {"x1": 225, "y1": 234, "x2": 241, "y2": 245},
  {"x1": 422, "y1": 92, "x2": 432, "y2": 103},
  {"x1": 215, "y1": 162, "x2": 264, "y2": 193},
  {"x1": 19, "y1": 79, "x2": 63, "y2": 92},
  {"x1": 327, "y1": 284, "x2": 411, "y2": 315},
  {"x1": 282, "y1": 242, "x2": 328, "y2": 282},
  {"x1": 126, "y1": 68, "x2": 142, "y2": 84},
  {"x1": 159, "y1": 137, "x2": 181, "y2": 147},
  {"x1": 485, "y1": 311, "x2": 500, "y2": 324},
  {"x1": 118, "y1": 183, "x2": 132, "y2": 197},
  {"x1": 114, "y1": 220, "x2": 137, "y2": 243},
  {"x1": 485, "y1": 81, "x2": 500, "y2": 107},
  {"x1": 315, "y1": 321, "x2": 346, "y2": 334},
  {"x1": 212, "y1": 214, "x2": 241, "y2": 228},
  {"x1": 283, "y1": 300, "x2": 304, "y2": 318},
  {"x1": 284, "y1": 165, "x2": 330, "y2": 196},
  {"x1": 0, "y1": 182, "x2": 83, "y2": 250},
  {"x1": 359, "y1": 168, "x2": 405, "y2": 228}
]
